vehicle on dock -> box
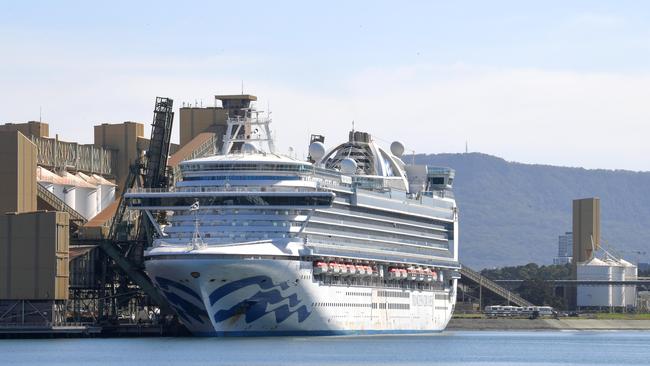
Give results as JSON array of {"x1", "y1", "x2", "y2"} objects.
[{"x1": 484, "y1": 305, "x2": 554, "y2": 318}]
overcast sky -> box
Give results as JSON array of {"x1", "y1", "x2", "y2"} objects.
[{"x1": 2, "y1": 1, "x2": 650, "y2": 170}]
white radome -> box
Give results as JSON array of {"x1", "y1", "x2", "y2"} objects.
[
  {"x1": 340, "y1": 157, "x2": 358, "y2": 175},
  {"x1": 242, "y1": 142, "x2": 258, "y2": 154},
  {"x1": 390, "y1": 141, "x2": 405, "y2": 157},
  {"x1": 309, "y1": 141, "x2": 326, "y2": 161}
]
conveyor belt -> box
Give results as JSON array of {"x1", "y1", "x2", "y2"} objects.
[{"x1": 460, "y1": 265, "x2": 534, "y2": 307}]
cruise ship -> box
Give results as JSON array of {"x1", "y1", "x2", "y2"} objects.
[{"x1": 125, "y1": 101, "x2": 461, "y2": 336}]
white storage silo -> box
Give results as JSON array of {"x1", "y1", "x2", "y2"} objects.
[
  {"x1": 36, "y1": 166, "x2": 66, "y2": 201},
  {"x1": 63, "y1": 185, "x2": 76, "y2": 209},
  {"x1": 60, "y1": 171, "x2": 96, "y2": 219},
  {"x1": 76, "y1": 172, "x2": 100, "y2": 219},
  {"x1": 620, "y1": 258, "x2": 638, "y2": 308},
  {"x1": 607, "y1": 259, "x2": 625, "y2": 308},
  {"x1": 92, "y1": 174, "x2": 116, "y2": 211},
  {"x1": 577, "y1": 257, "x2": 612, "y2": 309}
]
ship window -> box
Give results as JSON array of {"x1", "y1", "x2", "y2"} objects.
[{"x1": 129, "y1": 194, "x2": 333, "y2": 208}]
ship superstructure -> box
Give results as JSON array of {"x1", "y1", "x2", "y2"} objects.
[{"x1": 125, "y1": 100, "x2": 460, "y2": 336}]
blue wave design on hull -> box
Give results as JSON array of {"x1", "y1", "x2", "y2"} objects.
[
  {"x1": 209, "y1": 276, "x2": 311, "y2": 325},
  {"x1": 155, "y1": 276, "x2": 208, "y2": 325}
]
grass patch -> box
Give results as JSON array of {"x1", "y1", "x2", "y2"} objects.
[{"x1": 592, "y1": 313, "x2": 650, "y2": 320}]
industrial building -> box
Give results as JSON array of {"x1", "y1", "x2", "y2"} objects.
[
  {"x1": 553, "y1": 231, "x2": 573, "y2": 265},
  {"x1": 0, "y1": 95, "x2": 255, "y2": 334},
  {"x1": 572, "y1": 197, "x2": 639, "y2": 311},
  {"x1": 577, "y1": 256, "x2": 637, "y2": 310}
]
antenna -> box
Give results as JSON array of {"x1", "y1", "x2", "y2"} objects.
[
  {"x1": 241, "y1": 80, "x2": 244, "y2": 95},
  {"x1": 352, "y1": 120, "x2": 355, "y2": 132},
  {"x1": 411, "y1": 150, "x2": 416, "y2": 165},
  {"x1": 465, "y1": 141, "x2": 468, "y2": 154},
  {"x1": 39, "y1": 106, "x2": 42, "y2": 122},
  {"x1": 189, "y1": 200, "x2": 204, "y2": 250}
]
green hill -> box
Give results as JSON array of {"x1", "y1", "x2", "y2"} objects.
[{"x1": 414, "y1": 153, "x2": 650, "y2": 269}]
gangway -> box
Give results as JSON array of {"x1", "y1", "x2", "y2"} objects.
[{"x1": 460, "y1": 264, "x2": 534, "y2": 307}]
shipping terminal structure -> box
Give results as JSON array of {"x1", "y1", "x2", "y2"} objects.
[{"x1": 125, "y1": 106, "x2": 461, "y2": 336}]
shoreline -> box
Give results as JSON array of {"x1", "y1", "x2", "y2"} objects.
[{"x1": 447, "y1": 318, "x2": 650, "y2": 331}]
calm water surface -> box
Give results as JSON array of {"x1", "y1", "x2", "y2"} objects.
[{"x1": 1, "y1": 331, "x2": 648, "y2": 365}]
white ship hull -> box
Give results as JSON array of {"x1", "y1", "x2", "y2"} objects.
[{"x1": 147, "y1": 256, "x2": 456, "y2": 336}]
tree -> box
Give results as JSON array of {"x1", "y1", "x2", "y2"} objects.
[{"x1": 516, "y1": 279, "x2": 566, "y2": 310}]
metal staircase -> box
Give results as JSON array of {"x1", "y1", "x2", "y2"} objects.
[
  {"x1": 36, "y1": 182, "x2": 87, "y2": 225},
  {"x1": 460, "y1": 264, "x2": 534, "y2": 307}
]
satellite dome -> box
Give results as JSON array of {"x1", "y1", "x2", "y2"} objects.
[
  {"x1": 241, "y1": 142, "x2": 257, "y2": 154},
  {"x1": 308, "y1": 141, "x2": 326, "y2": 161},
  {"x1": 390, "y1": 141, "x2": 405, "y2": 157},
  {"x1": 340, "y1": 157, "x2": 358, "y2": 175}
]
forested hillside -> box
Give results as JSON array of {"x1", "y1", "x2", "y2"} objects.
[{"x1": 415, "y1": 153, "x2": 650, "y2": 269}]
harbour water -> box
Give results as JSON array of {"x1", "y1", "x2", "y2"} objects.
[{"x1": 2, "y1": 331, "x2": 649, "y2": 365}]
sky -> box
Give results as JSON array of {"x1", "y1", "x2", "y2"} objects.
[{"x1": 1, "y1": 1, "x2": 650, "y2": 170}]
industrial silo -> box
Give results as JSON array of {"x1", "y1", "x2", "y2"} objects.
[
  {"x1": 577, "y1": 257, "x2": 612, "y2": 310},
  {"x1": 76, "y1": 172, "x2": 100, "y2": 219},
  {"x1": 607, "y1": 258, "x2": 625, "y2": 308},
  {"x1": 619, "y1": 258, "x2": 638, "y2": 309},
  {"x1": 36, "y1": 166, "x2": 66, "y2": 201},
  {"x1": 91, "y1": 173, "x2": 116, "y2": 211},
  {"x1": 59, "y1": 171, "x2": 96, "y2": 219}
]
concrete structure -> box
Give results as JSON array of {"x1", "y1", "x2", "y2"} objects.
[
  {"x1": 0, "y1": 121, "x2": 49, "y2": 138},
  {"x1": 1, "y1": 121, "x2": 117, "y2": 177},
  {"x1": 94, "y1": 122, "x2": 145, "y2": 193},
  {"x1": 573, "y1": 198, "x2": 600, "y2": 264},
  {"x1": 0, "y1": 211, "x2": 69, "y2": 300},
  {"x1": 179, "y1": 94, "x2": 257, "y2": 147},
  {"x1": 577, "y1": 256, "x2": 637, "y2": 310},
  {"x1": 0, "y1": 130, "x2": 37, "y2": 214},
  {"x1": 554, "y1": 232, "x2": 573, "y2": 265}
]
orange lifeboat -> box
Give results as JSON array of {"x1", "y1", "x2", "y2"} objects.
[
  {"x1": 331, "y1": 262, "x2": 341, "y2": 274},
  {"x1": 417, "y1": 268, "x2": 425, "y2": 281},
  {"x1": 365, "y1": 265, "x2": 374, "y2": 276},
  {"x1": 423, "y1": 268, "x2": 434, "y2": 282},
  {"x1": 407, "y1": 268, "x2": 417, "y2": 280},
  {"x1": 313, "y1": 261, "x2": 328, "y2": 274},
  {"x1": 355, "y1": 264, "x2": 366, "y2": 275}
]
